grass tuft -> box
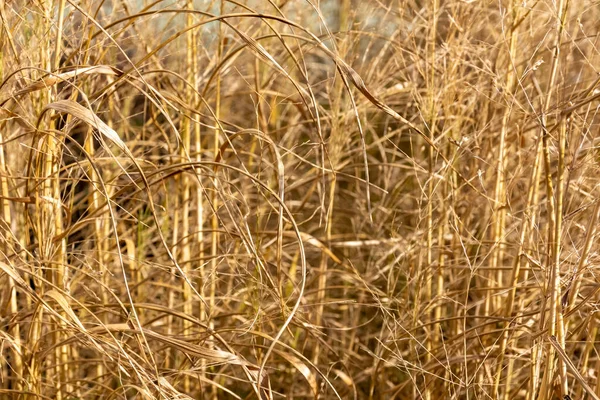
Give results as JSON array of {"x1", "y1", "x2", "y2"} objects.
[{"x1": 1, "y1": 0, "x2": 600, "y2": 399}]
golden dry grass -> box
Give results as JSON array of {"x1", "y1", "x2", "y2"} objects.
[{"x1": 1, "y1": 0, "x2": 600, "y2": 399}]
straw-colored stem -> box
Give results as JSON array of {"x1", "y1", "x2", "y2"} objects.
[
  {"x1": 491, "y1": 1, "x2": 520, "y2": 394},
  {"x1": 539, "y1": 1, "x2": 569, "y2": 397}
]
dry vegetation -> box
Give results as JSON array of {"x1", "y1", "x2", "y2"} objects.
[{"x1": 1, "y1": 0, "x2": 600, "y2": 399}]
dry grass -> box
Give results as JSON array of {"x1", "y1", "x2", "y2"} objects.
[{"x1": 1, "y1": 0, "x2": 600, "y2": 399}]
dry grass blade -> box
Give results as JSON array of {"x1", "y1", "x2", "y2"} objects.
[
  {"x1": 0, "y1": 261, "x2": 28, "y2": 288},
  {"x1": 80, "y1": 324, "x2": 253, "y2": 367},
  {"x1": 273, "y1": 348, "x2": 318, "y2": 396},
  {"x1": 42, "y1": 99, "x2": 132, "y2": 157},
  {"x1": 12, "y1": 66, "x2": 120, "y2": 98}
]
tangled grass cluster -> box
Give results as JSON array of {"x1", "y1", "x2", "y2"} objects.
[{"x1": 1, "y1": 0, "x2": 600, "y2": 399}]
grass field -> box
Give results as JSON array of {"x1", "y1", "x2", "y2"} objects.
[{"x1": 1, "y1": 0, "x2": 599, "y2": 399}]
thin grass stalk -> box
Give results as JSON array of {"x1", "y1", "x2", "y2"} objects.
[
  {"x1": 0, "y1": 117, "x2": 22, "y2": 393},
  {"x1": 489, "y1": 0, "x2": 518, "y2": 321},
  {"x1": 194, "y1": 40, "x2": 204, "y2": 320},
  {"x1": 503, "y1": 138, "x2": 543, "y2": 400},
  {"x1": 538, "y1": 113, "x2": 557, "y2": 398},
  {"x1": 538, "y1": 0, "x2": 569, "y2": 397},
  {"x1": 574, "y1": 315, "x2": 598, "y2": 399},
  {"x1": 312, "y1": 0, "x2": 351, "y2": 378},
  {"x1": 517, "y1": 135, "x2": 543, "y2": 400},
  {"x1": 80, "y1": 18, "x2": 112, "y2": 384},
  {"x1": 434, "y1": 181, "x2": 449, "y2": 380},
  {"x1": 565, "y1": 196, "x2": 600, "y2": 311},
  {"x1": 424, "y1": 0, "x2": 438, "y2": 396},
  {"x1": 552, "y1": 117, "x2": 568, "y2": 396},
  {"x1": 178, "y1": 0, "x2": 195, "y2": 393},
  {"x1": 84, "y1": 125, "x2": 111, "y2": 382},
  {"x1": 171, "y1": 188, "x2": 181, "y2": 369},
  {"x1": 22, "y1": 46, "x2": 46, "y2": 396},
  {"x1": 185, "y1": 0, "x2": 208, "y2": 394},
  {"x1": 41, "y1": 1, "x2": 68, "y2": 396},
  {"x1": 329, "y1": 0, "x2": 351, "y2": 384},
  {"x1": 190, "y1": 4, "x2": 207, "y2": 395},
  {"x1": 490, "y1": 2, "x2": 521, "y2": 395},
  {"x1": 208, "y1": 2, "x2": 226, "y2": 397},
  {"x1": 0, "y1": 8, "x2": 21, "y2": 385},
  {"x1": 25, "y1": 304, "x2": 44, "y2": 400}
]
